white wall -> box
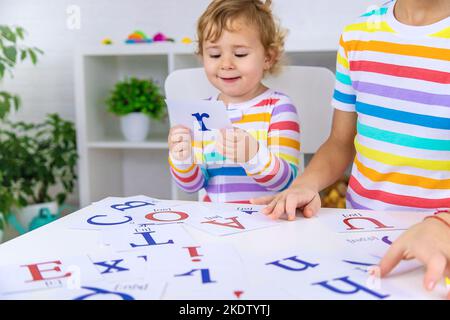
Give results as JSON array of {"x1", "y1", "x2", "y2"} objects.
[{"x1": 0, "y1": 0, "x2": 380, "y2": 205}]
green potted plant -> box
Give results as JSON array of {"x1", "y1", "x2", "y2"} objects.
[
  {"x1": 105, "y1": 77, "x2": 166, "y2": 142},
  {"x1": 0, "y1": 25, "x2": 44, "y2": 241},
  {"x1": 0, "y1": 114, "x2": 78, "y2": 235}
]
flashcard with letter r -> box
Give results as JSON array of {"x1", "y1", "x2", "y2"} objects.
[{"x1": 166, "y1": 99, "x2": 233, "y2": 132}]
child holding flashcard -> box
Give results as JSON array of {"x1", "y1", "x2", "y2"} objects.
[{"x1": 168, "y1": 0, "x2": 301, "y2": 203}]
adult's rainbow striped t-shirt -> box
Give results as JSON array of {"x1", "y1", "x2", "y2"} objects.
[
  {"x1": 333, "y1": 0, "x2": 450, "y2": 211},
  {"x1": 169, "y1": 89, "x2": 301, "y2": 203}
]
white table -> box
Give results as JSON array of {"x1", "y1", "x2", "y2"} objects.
[{"x1": 0, "y1": 205, "x2": 446, "y2": 300}]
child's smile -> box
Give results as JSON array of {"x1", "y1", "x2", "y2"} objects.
[{"x1": 218, "y1": 75, "x2": 241, "y2": 84}]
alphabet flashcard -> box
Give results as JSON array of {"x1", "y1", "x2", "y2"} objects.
[
  {"x1": 185, "y1": 203, "x2": 281, "y2": 236},
  {"x1": 166, "y1": 244, "x2": 247, "y2": 300},
  {"x1": 101, "y1": 223, "x2": 195, "y2": 252},
  {"x1": 0, "y1": 255, "x2": 102, "y2": 295},
  {"x1": 67, "y1": 196, "x2": 185, "y2": 231},
  {"x1": 317, "y1": 208, "x2": 423, "y2": 234},
  {"x1": 2, "y1": 278, "x2": 167, "y2": 300},
  {"x1": 166, "y1": 99, "x2": 233, "y2": 132}
]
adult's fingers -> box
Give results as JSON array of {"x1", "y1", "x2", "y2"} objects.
[
  {"x1": 268, "y1": 197, "x2": 287, "y2": 220},
  {"x1": 302, "y1": 194, "x2": 321, "y2": 218},
  {"x1": 285, "y1": 193, "x2": 300, "y2": 221},
  {"x1": 261, "y1": 198, "x2": 278, "y2": 215},
  {"x1": 250, "y1": 195, "x2": 276, "y2": 205},
  {"x1": 423, "y1": 253, "x2": 447, "y2": 291},
  {"x1": 379, "y1": 241, "x2": 406, "y2": 277}
]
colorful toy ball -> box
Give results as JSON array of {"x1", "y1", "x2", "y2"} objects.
[
  {"x1": 153, "y1": 32, "x2": 167, "y2": 42},
  {"x1": 153, "y1": 32, "x2": 175, "y2": 42},
  {"x1": 101, "y1": 38, "x2": 113, "y2": 45},
  {"x1": 181, "y1": 37, "x2": 193, "y2": 44},
  {"x1": 125, "y1": 30, "x2": 153, "y2": 44}
]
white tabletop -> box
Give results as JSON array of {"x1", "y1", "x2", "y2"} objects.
[{"x1": 0, "y1": 206, "x2": 446, "y2": 300}]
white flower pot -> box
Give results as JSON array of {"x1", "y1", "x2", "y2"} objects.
[
  {"x1": 15, "y1": 202, "x2": 58, "y2": 233},
  {"x1": 120, "y1": 113, "x2": 150, "y2": 142}
]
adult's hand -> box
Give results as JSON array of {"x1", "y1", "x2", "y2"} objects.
[
  {"x1": 378, "y1": 213, "x2": 450, "y2": 299},
  {"x1": 250, "y1": 184, "x2": 321, "y2": 221}
]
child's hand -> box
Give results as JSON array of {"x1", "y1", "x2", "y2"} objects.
[
  {"x1": 216, "y1": 128, "x2": 259, "y2": 163},
  {"x1": 379, "y1": 214, "x2": 450, "y2": 299},
  {"x1": 168, "y1": 125, "x2": 192, "y2": 162},
  {"x1": 250, "y1": 184, "x2": 321, "y2": 221}
]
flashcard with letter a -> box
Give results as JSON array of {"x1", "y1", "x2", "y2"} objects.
[{"x1": 185, "y1": 204, "x2": 281, "y2": 236}]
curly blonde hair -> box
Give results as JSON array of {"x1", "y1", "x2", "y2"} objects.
[{"x1": 197, "y1": 0, "x2": 287, "y2": 75}]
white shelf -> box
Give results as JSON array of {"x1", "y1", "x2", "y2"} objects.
[{"x1": 77, "y1": 43, "x2": 198, "y2": 56}]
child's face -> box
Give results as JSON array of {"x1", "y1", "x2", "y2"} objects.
[{"x1": 202, "y1": 19, "x2": 272, "y2": 104}]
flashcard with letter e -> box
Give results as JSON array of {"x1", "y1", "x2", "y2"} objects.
[{"x1": 0, "y1": 255, "x2": 102, "y2": 295}]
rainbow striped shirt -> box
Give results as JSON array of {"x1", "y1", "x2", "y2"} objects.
[
  {"x1": 333, "y1": 1, "x2": 450, "y2": 211},
  {"x1": 169, "y1": 89, "x2": 301, "y2": 203}
]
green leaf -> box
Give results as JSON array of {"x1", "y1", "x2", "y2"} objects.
[
  {"x1": 18, "y1": 196, "x2": 28, "y2": 207},
  {"x1": 13, "y1": 95, "x2": 20, "y2": 111},
  {"x1": 0, "y1": 26, "x2": 16, "y2": 43},
  {"x1": 28, "y1": 49, "x2": 37, "y2": 65},
  {"x1": 15, "y1": 27, "x2": 25, "y2": 40},
  {"x1": 20, "y1": 50, "x2": 27, "y2": 61},
  {"x1": 0, "y1": 63, "x2": 4, "y2": 79},
  {"x1": 3, "y1": 46, "x2": 17, "y2": 63},
  {"x1": 56, "y1": 193, "x2": 66, "y2": 205}
]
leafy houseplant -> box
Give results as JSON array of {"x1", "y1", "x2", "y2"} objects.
[
  {"x1": 106, "y1": 77, "x2": 166, "y2": 119},
  {"x1": 106, "y1": 77, "x2": 166, "y2": 141},
  {"x1": 0, "y1": 25, "x2": 43, "y2": 119},
  {"x1": 0, "y1": 25, "x2": 46, "y2": 238},
  {"x1": 0, "y1": 114, "x2": 78, "y2": 224}
]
